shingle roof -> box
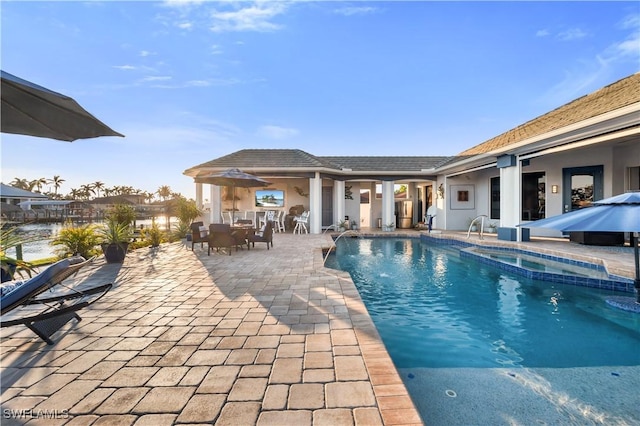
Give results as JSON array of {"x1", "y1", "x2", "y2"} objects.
[
  {"x1": 319, "y1": 156, "x2": 451, "y2": 172},
  {"x1": 187, "y1": 149, "x2": 337, "y2": 172},
  {"x1": 458, "y1": 73, "x2": 640, "y2": 156},
  {"x1": 0, "y1": 183, "x2": 48, "y2": 199}
]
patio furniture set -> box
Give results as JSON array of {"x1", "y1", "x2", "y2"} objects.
[{"x1": 190, "y1": 220, "x2": 275, "y2": 255}]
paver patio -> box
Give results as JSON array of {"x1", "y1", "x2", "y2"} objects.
[{"x1": 1, "y1": 230, "x2": 635, "y2": 425}]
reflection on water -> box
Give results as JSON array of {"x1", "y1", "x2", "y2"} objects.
[{"x1": 5, "y1": 218, "x2": 178, "y2": 261}]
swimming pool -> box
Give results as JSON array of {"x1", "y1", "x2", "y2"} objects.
[{"x1": 325, "y1": 237, "x2": 640, "y2": 425}]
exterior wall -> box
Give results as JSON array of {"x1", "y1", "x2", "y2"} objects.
[
  {"x1": 443, "y1": 170, "x2": 492, "y2": 231},
  {"x1": 613, "y1": 139, "x2": 640, "y2": 194}
]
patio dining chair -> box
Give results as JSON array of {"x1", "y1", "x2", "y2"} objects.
[
  {"x1": 1, "y1": 256, "x2": 112, "y2": 345},
  {"x1": 208, "y1": 224, "x2": 248, "y2": 255},
  {"x1": 190, "y1": 221, "x2": 209, "y2": 250},
  {"x1": 247, "y1": 221, "x2": 274, "y2": 250}
]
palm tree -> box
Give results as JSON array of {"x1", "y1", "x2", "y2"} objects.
[
  {"x1": 50, "y1": 175, "x2": 65, "y2": 196},
  {"x1": 92, "y1": 181, "x2": 105, "y2": 198},
  {"x1": 80, "y1": 184, "x2": 95, "y2": 200},
  {"x1": 9, "y1": 178, "x2": 30, "y2": 190},
  {"x1": 69, "y1": 188, "x2": 82, "y2": 199},
  {"x1": 30, "y1": 178, "x2": 48, "y2": 193},
  {"x1": 157, "y1": 185, "x2": 172, "y2": 201}
]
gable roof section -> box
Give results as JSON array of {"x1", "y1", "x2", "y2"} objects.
[
  {"x1": 0, "y1": 183, "x2": 48, "y2": 199},
  {"x1": 458, "y1": 73, "x2": 640, "y2": 156},
  {"x1": 319, "y1": 156, "x2": 451, "y2": 172},
  {"x1": 186, "y1": 149, "x2": 337, "y2": 173}
]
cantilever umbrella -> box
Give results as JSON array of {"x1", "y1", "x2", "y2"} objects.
[
  {"x1": 1, "y1": 70, "x2": 123, "y2": 142},
  {"x1": 195, "y1": 168, "x2": 271, "y2": 219},
  {"x1": 519, "y1": 192, "x2": 640, "y2": 302}
]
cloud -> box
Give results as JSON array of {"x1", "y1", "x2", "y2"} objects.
[
  {"x1": 333, "y1": 6, "x2": 379, "y2": 16},
  {"x1": 257, "y1": 125, "x2": 299, "y2": 140},
  {"x1": 211, "y1": 44, "x2": 223, "y2": 55},
  {"x1": 209, "y1": 3, "x2": 289, "y2": 33},
  {"x1": 557, "y1": 28, "x2": 588, "y2": 41},
  {"x1": 536, "y1": 29, "x2": 550, "y2": 37},
  {"x1": 176, "y1": 21, "x2": 193, "y2": 30},
  {"x1": 139, "y1": 50, "x2": 155, "y2": 57},
  {"x1": 539, "y1": 14, "x2": 639, "y2": 106},
  {"x1": 139, "y1": 76, "x2": 172, "y2": 83},
  {"x1": 113, "y1": 65, "x2": 137, "y2": 71}
]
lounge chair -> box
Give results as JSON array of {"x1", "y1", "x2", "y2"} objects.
[
  {"x1": 208, "y1": 224, "x2": 248, "y2": 255},
  {"x1": 0, "y1": 256, "x2": 112, "y2": 345},
  {"x1": 247, "y1": 221, "x2": 274, "y2": 250},
  {"x1": 190, "y1": 221, "x2": 208, "y2": 251}
]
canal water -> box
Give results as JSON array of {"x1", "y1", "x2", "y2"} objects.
[{"x1": 5, "y1": 218, "x2": 177, "y2": 261}]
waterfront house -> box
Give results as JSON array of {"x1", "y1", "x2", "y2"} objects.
[{"x1": 184, "y1": 73, "x2": 640, "y2": 241}]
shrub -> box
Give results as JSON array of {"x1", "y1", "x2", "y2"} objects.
[
  {"x1": 1, "y1": 226, "x2": 37, "y2": 281},
  {"x1": 50, "y1": 222, "x2": 101, "y2": 259},
  {"x1": 106, "y1": 204, "x2": 136, "y2": 227},
  {"x1": 142, "y1": 220, "x2": 166, "y2": 247}
]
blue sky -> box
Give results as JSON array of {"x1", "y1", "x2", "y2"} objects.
[{"x1": 1, "y1": 1, "x2": 638, "y2": 200}]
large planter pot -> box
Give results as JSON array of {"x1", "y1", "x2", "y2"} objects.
[{"x1": 101, "y1": 242, "x2": 129, "y2": 263}]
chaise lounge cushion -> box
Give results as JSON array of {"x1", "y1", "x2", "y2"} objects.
[{"x1": 0, "y1": 258, "x2": 74, "y2": 314}]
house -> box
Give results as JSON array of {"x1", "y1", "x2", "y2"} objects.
[
  {"x1": 0, "y1": 183, "x2": 48, "y2": 206},
  {"x1": 184, "y1": 73, "x2": 640, "y2": 240}
]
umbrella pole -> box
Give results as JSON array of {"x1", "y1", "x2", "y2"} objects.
[{"x1": 634, "y1": 232, "x2": 640, "y2": 304}]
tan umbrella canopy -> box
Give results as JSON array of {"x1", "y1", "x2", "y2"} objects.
[
  {"x1": 1, "y1": 70, "x2": 123, "y2": 142},
  {"x1": 195, "y1": 168, "x2": 271, "y2": 215}
]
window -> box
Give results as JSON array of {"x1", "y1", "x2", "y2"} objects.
[
  {"x1": 490, "y1": 177, "x2": 500, "y2": 219},
  {"x1": 628, "y1": 166, "x2": 640, "y2": 191}
]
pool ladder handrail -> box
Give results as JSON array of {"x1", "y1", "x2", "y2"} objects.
[{"x1": 466, "y1": 215, "x2": 488, "y2": 240}]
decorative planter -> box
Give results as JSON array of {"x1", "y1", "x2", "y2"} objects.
[{"x1": 101, "y1": 242, "x2": 129, "y2": 263}]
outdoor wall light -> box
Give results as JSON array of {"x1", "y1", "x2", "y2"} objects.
[{"x1": 551, "y1": 185, "x2": 559, "y2": 194}]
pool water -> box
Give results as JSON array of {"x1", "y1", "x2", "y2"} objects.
[
  {"x1": 325, "y1": 238, "x2": 640, "y2": 368},
  {"x1": 325, "y1": 237, "x2": 640, "y2": 425}
]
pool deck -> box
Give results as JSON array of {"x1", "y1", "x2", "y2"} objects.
[{"x1": 0, "y1": 229, "x2": 637, "y2": 425}]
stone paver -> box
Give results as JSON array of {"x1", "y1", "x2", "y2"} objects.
[{"x1": 7, "y1": 231, "x2": 624, "y2": 424}]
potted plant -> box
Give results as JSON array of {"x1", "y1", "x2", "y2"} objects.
[
  {"x1": 337, "y1": 220, "x2": 348, "y2": 232},
  {"x1": 350, "y1": 219, "x2": 358, "y2": 230},
  {"x1": 383, "y1": 222, "x2": 396, "y2": 232},
  {"x1": 99, "y1": 219, "x2": 133, "y2": 263},
  {"x1": 486, "y1": 222, "x2": 498, "y2": 233},
  {"x1": 467, "y1": 217, "x2": 478, "y2": 232}
]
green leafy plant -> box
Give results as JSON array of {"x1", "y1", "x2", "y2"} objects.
[
  {"x1": 99, "y1": 219, "x2": 133, "y2": 244},
  {"x1": 1, "y1": 226, "x2": 37, "y2": 281},
  {"x1": 142, "y1": 220, "x2": 166, "y2": 247},
  {"x1": 170, "y1": 197, "x2": 202, "y2": 239},
  {"x1": 172, "y1": 220, "x2": 191, "y2": 240},
  {"x1": 50, "y1": 222, "x2": 101, "y2": 259},
  {"x1": 105, "y1": 203, "x2": 136, "y2": 227}
]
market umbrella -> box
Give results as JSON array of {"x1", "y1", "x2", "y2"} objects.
[
  {"x1": 1, "y1": 70, "x2": 124, "y2": 142},
  {"x1": 519, "y1": 191, "x2": 640, "y2": 303},
  {"x1": 195, "y1": 168, "x2": 271, "y2": 220}
]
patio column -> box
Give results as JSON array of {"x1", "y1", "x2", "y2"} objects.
[
  {"x1": 381, "y1": 181, "x2": 395, "y2": 229},
  {"x1": 333, "y1": 180, "x2": 345, "y2": 228},
  {"x1": 209, "y1": 185, "x2": 222, "y2": 224},
  {"x1": 309, "y1": 172, "x2": 322, "y2": 234},
  {"x1": 499, "y1": 155, "x2": 524, "y2": 241},
  {"x1": 195, "y1": 183, "x2": 203, "y2": 210}
]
